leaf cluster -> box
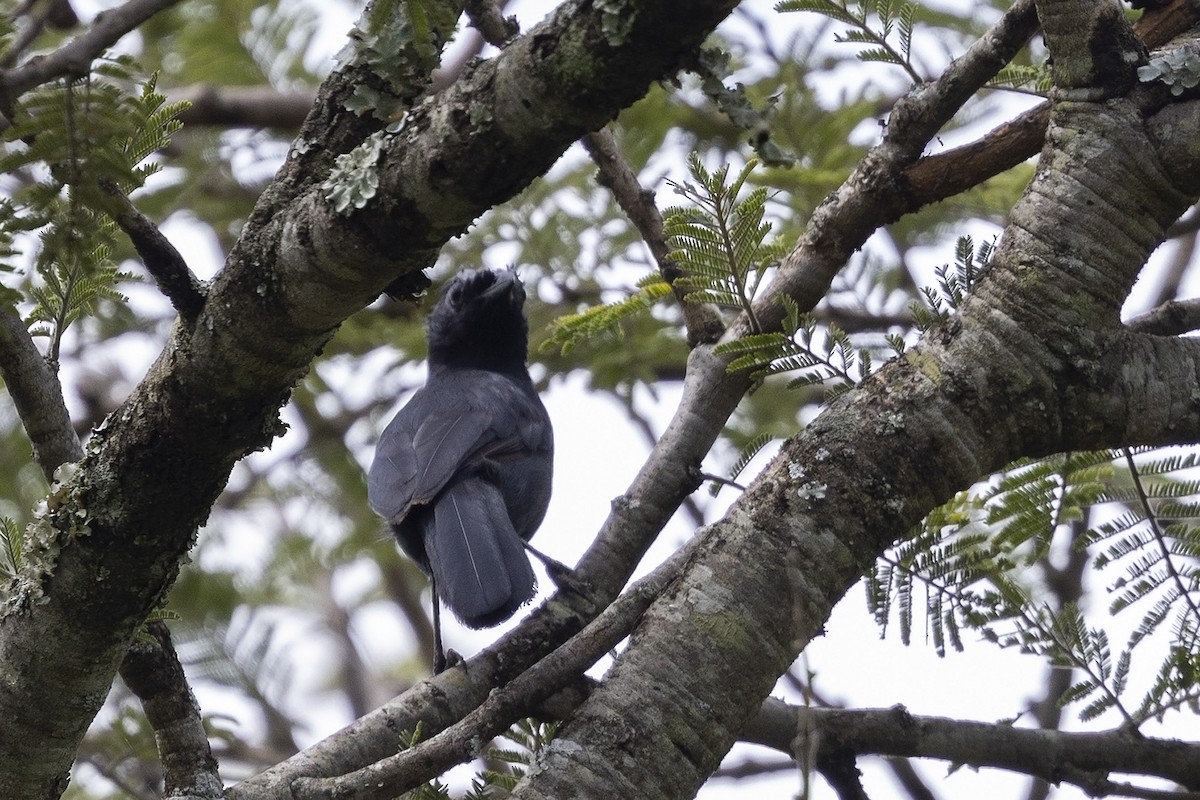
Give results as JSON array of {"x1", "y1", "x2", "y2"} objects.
[
  {"x1": 541, "y1": 154, "x2": 785, "y2": 360},
  {"x1": 0, "y1": 60, "x2": 187, "y2": 359},
  {"x1": 541, "y1": 273, "x2": 674, "y2": 356},
  {"x1": 714, "y1": 293, "x2": 883, "y2": 395},
  {"x1": 870, "y1": 447, "x2": 1200, "y2": 727},
  {"x1": 778, "y1": 0, "x2": 920, "y2": 82},
  {"x1": 990, "y1": 63, "x2": 1053, "y2": 95},
  {"x1": 912, "y1": 235, "x2": 993, "y2": 332},
  {"x1": 664, "y1": 155, "x2": 784, "y2": 331}
]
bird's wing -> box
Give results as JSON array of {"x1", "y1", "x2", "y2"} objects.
[{"x1": 367, "y1": 371, "x2": 546, "y2": 521}]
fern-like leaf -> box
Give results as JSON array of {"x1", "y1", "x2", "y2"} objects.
[
  {"x1": 541, "y1": 276, "x2": 673, "y2": 355},
  {"x1": 664, "y1": 155, "x2": 780, "y2": 330},
  {"x1": 779, "y1": 0, "x2": 921, "y2": 81},
  {"x1": 709, "y1": 432, "x2": 777, "y2": 497}
]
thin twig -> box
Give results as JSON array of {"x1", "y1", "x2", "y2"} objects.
[
  {"x1": 582, "y1": 128, "x2": 727, "y2": 346},
  {"x1": 102, "y1": 181, "x2": 206, "y2": 320}
]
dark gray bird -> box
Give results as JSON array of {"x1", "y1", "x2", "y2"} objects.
[{"x1": 368, "y1": 268, "x2": 552, "y2": 670}]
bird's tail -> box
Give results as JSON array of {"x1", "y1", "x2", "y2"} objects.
[{"x1": 424, "y1": 476, "x2": 537, "y2": 629}]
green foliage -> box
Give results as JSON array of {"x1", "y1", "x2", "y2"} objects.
[
  {"x1": 872, "y1": 447, "x2": 1200, "y2": 727},
  {"x1": 778, "y1": 0, "x2": 921, "y2": 82},
  {"x1": 541, "y1": 273, "x2": 673, "y2": 356},
  {"x1": 0, "y1": 516, "x2": 20, "y2": 579},
  {"x1": 664, "y1": 155, "x2": 784, "y2": 330},
  {"x1": 481, "y1": 718, "x2": 560, "y2": 790},
  {"x1": 912, "y1": 235, "x2": 994, "y2": 331},
  {"x1": 1088, "y1": 449, "x2": 1200, "y2": 645},
  {"x1": 713, "y1": 294, "x2": 875, "y2": 394},
  {"x1": 1083, "y1": 449, "x2": 1200, "y2": 721},
  {"x1": 542, "y1": 154, "x2": 786, "y2": 359},
  {"x1": 0, "y1": 62, "x2": 186, "y2": 360},
  {"x1": 140, "y1": 0, "x2": 317, "y2": 88},
  {"x1": 990, "y1": 63, "x2": 1053, "y2": 95},
  {"x1": 391, "y1": 718, "x2": 559, "y2": 798}
]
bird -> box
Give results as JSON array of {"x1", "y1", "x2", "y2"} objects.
[{"x1": 368, "y1": 267, "x2": 553, "y2": 671}]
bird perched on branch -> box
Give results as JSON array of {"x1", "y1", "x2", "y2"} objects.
[{"x1": 368, "y1": 267, "x2": 553, "y2": 672}]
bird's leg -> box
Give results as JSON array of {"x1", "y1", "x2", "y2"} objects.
[
  {"x1": 430, "y1": 574, "x2": 446, "y2": 674},
  {"x1": 429, "y1": 575, "x2": 463, "y2": 673},
  {"x1": 522, "y1": 541, "x2": 588, "y2": 598}
]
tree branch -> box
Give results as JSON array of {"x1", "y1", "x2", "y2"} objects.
[
  {"x1": 102, "y1": 182, "x2": 206, "y2": 320},
  {"x1": 744, "y1": 700, "x2": 1200, "y2": 794},
  {"x1": 289, "y1": 539, "x2": 693, "y2": 800},
  {"x1": 504, "y1": 1, "x2": 1200, "y2": 797},
  {"x1": 582, "y1": 127, "x2": 727, "y2": 347},
  {"x1": 901, "y1": 0, "x2": 1200, "y2": 214},
  {"x1": 1, "y1": 0, "x2": 80, "y2": 70},
  {"x1": 1125, "y1": 297, "x2": 1200, "y2": 335},
  {"x1": 118, "y1": 621, "x2": 223, "y2": 800},
  {"x1": 168, "y1": 84, "x2": 315, "y2": 130},
  {"x1": 0, "y1": 0, "x2": 750, "y2": 795},
  {"x1": 0, "y1": 0, "x2": 185, "y2": 105},
  {"x1": 0, "y1": 306, "x2": 81, "y2": 482},
  {"x1": 233, "y1": 3, "x2": 1052, "y2": 796},
  {"x1": 463, "y1": 0, "x2": 517, "y2": 46}
]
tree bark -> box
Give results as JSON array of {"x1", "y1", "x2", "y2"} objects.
[
  {"x1": 505, "y1": 0, "x2": 1200, "y2": 797},
  {"x1": 0, "y1": 0, "x2": 742, "y2": 796}
]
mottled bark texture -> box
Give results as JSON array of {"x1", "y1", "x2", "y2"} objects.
[
  {"x1": 241, "y1": 2, "x2": 1200, "y2": 795},
  {"x1": 504, "y1": 2, "x2": 1200, "y2": 799},
  {"x1": 0, "y1": 1, "x2": 741, "y2": 797},
  {"x1": 119, "y1": 621, "x2": 222, "y2": 799}
]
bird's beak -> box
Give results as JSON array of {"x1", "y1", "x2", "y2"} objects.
[{"x1": 485, "y1": 269, "x2": 525, "y2": 304}]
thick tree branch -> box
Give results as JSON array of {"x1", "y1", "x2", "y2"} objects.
[
  {"x1": 0, "y1": 306, "x2": 81, "y2": 481},
  {"x1": 1074, "y1": 331, "x2": 1200, "y2": 449},
  {"x1": 230, "y1": 3, "x2": 1051, "y2": 797},
  {"x1": 504, "y1": 2, "x2": 1200, "y2": 798},
  {"x1": 289, "y1": 540, "x2": 693, "y2": 800},
  {"x1": 118, "y1": 621, "x2": 222, "y2": 800},
  {"x1": 743, "y1": 700, "x2": 1200, "y2": 794},
  {"x1": 901, "y1": 0, "x2": 1200, "y2": 212},
  {"x1": 0, "y1": 0, "x2": 747, "y2": 797}
]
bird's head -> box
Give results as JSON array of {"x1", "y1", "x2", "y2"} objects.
[{"x1": 426, "y1": 268, "x2": 531, "y2": 374}]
